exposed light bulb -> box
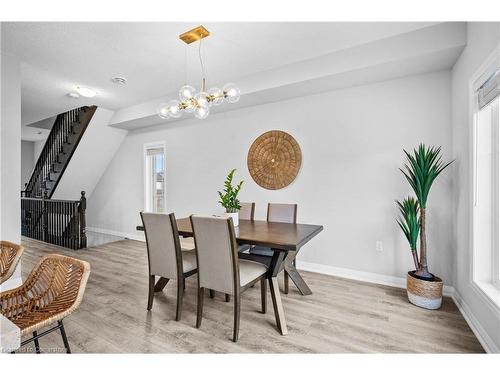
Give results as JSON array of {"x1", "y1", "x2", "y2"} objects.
[
  {"x1": 157, "y1": 103, "x2": 170, "y2": 119},
  {"x1": 179, "y1": 85, "x2": 196, "y2": 101},
  {"x1": 166, "y1": 100, "x2": 182, "y2": 118},
  {"x1": 208, "y1": 87, "x2": 223, "y2": 106},
  {"x1": 195, "y1": 92, "x2": 209, "y2": 108},
  {"x1": 223, "y1": 83, "x2": 240, "y2": 103},
  {"x1": 194, "y1": 105, "x2": 209, "y2": 120},
  {"x1": 183, "y1": 98, "x2": 196, "y2": 113}
]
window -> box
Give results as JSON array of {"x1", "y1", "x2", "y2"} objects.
[
  {"x1": 144, "y1": 143, "x2": 165, "y2": 213},
  {"x1": 473, "y1": 61, "x2": 500, "y2": 304}
]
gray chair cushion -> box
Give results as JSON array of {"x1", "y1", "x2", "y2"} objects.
[
  {"x1": 180, "y1": 237, "x2": 195, "y2": 251},
  {"x1": 182, "y1": 250, "x2": 198, "y2": 273},
  {"x1": 239, "y1": 259, "x2": 267, "y2": 287}
]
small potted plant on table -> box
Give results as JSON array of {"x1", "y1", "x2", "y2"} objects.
[
  {"x1": 218, "y1": 169, "x2": 244, "y2": 226},
  {"x1": 396, "y1": 144, "x2": 452, "y2": 310}
]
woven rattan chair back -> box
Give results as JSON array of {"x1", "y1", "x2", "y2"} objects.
[
  {"x1": 0, "y1": 241, "x2": 24, "y2": 285},
  {"x1": 0, "y1": 254, "x2": 90, "y2": 335}
]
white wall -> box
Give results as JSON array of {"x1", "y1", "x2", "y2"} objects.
[
  {"x1": 21, "y1": 140, "x2": 34, "y2": 188},
  {"x1": 1, "y1": 25, "x2": 22, "y2": 290},
  {"x1": 88, "y1": 70, "x2": 454, "y2": 283},
  {"x1": 33, "y1": 139, "x2": 44, "y2": 165},
  {"x1": 0, "y1": 31, "x2": 21, "y2": 244},
  {"x1": 451, "y1": 22, "x2": 500, "y2": 352}
]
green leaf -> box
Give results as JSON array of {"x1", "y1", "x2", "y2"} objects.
[
  {"x1": 218, "y1": 169, "x2": 244, "y2": 212},
  {"x1": 400, "y1": 144, "x2": 453, "y2": 208},
  {"x1": 395, "y1": 197, "x2": 420, "y2": 251}
]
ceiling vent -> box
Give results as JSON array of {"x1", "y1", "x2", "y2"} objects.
[{"x1": 111, "y1": 76, "x2": 127, "y2": 85}]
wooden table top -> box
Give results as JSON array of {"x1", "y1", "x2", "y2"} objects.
[{"x1": 176, "y1": 218, "x2": 323, "y2": 251}]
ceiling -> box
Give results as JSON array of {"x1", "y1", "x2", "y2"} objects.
[{"x1": 1, "y1": 21, "x2": 443, "y2": 131}]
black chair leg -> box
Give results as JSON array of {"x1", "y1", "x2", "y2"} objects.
[
  {"x1": 225, "y1": 293, "x2": 231, "y2": 302},
  {"x1": 147, "y1": 275, "x2": 155, "y2": 310},
  {"x1": 260, "y1": 279, "x2": 267, "y2": 314},
  {"x1": 33, "y1": 331, "x2": 40, "y2": 353},
  {"x1": 233, "y1": 295, "x2": 241, "y2": 342},
  {"x1": 58, "y1": 321, "x2": 71, "y2": 353},
  {"x1": 176, "y1": 277, "x2": 184, "y2": 321},
  {"x1": 284, "y1": 270, "x2": 289, "y2": 294},
  {"x1": 196, "y1": 287, "x2": 205, "y2": 328}
]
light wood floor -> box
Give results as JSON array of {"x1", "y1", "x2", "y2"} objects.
[{"x1": 17, "y1": 237, "x2": 484, "y2": 353}]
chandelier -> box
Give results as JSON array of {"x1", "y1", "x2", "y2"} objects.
[{"x1": 157, "y1": 25, "x2": 240, "y2": 120}]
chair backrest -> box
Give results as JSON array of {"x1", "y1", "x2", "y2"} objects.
[
  {"x1": 267, "y1": 203, "x2": 297, "y2": 224},
  {"x1": 140, "y1": 212, "x2": 183, "y2": 279},
  {"x1": 190, "y1": 215, "x2": 239, "y2": 295},
  {"x1": 0, "y1": 254, "x2": 90, "y2": 323},
  {"x1": 0, "y1": 241, "x2": 24, "y2": 285},
  {"x1": 239, "y1": 202, "x2": 255, "y2": 221}
]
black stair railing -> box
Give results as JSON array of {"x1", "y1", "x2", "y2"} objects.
[
  {"x1": 24, "y1": 105, "x2": 97, "y2": 198},
  {"x1": 21, "y1": 191, "x2": 87, "y2": 250}
]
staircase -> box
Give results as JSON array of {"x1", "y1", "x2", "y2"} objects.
[{"x1": 23, "y1": 106, "x2": 97, "y2": 198}]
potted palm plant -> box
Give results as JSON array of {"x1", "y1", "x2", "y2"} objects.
[
  {"x1": 218, "y1": 169, "x2": 244, "y2": 226},
  {"x1": 397, "y1": 144, "x2": 452, "y2": 310}
]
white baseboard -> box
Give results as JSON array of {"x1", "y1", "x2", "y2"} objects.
[
  {"x1": 451, "y1": 291, "x2": 499, "y2": 353},
  {"x1": 296, "y1": 260, "x2": 455, "y2": 296},
  {"x1": 86, "y1": 226, "x2": 145, "y2": 242}
]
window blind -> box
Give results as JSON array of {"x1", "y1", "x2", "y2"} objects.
[
  {"x1": 146, "y1": 147, "x2": 163, "y2": 156},
  {"x1": 478, "y1": 68, "x2": 500, "y2": 109}
]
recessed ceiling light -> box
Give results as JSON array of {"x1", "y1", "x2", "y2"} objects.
[
  {"x1": 67, "y1": 92, "x2": 80, "y2": 99},
  {"x1": 74, "y1": 86, "x2": 97, "y2": 98},
  {"x1": 111, "y1": 76, "x2": 127, "y2": 85}
]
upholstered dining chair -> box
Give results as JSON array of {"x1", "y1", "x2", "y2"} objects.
[
  {"x1": 237, "y1": 202, "x2": 256, "y2": 255},
  {"x1": 239, "y1": 202, "x2": 255, "y2": 221},
  {"x1": 190, "y1": 215, "x2": 268, "y2": 342},
  {"x1": 140, "y1": 212, "x2": 197, "y2": 321},
  {"x1": 0, "y1": 254, "x2": 90, "y2": 353},
  {"x1": 249, "y1": 203, "x2": 297, "y2": 294},
  {"x1": 0, "y1": 241, "x2": 24, "y2": 285}
]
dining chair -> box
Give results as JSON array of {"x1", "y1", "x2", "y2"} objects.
[
  {"x1": 249, "y1": 203, "x2": 297, "y2": 294},
  {"x1": 190, "y1": 215, "x2": 268, "y2": 342},
  {"x1": 0, "y1": 241, "x2": 24, "y2": 285},
  {"x1": 140, "y1": 212, "x2": 198, "y2": 321},
  {"x1": 0, "y1": 254, "x2": 90, "y2": 353},
  {"x1": 237, "y1": 202, "x2": 256, "y2": 254},
  {"x1": 239, "y1": 202, "x2": 255, "y2": 221}
]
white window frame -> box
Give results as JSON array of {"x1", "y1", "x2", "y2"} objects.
[
  {"x1": 469, "y1": 43, "x2": 500, "y2": 309},
  {"x1": 143, "y1": 141, "x2": 166, "y2": 213}
]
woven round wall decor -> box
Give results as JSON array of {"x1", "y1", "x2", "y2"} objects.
[{"x1": 247, "y1": 130, "x2": 302, "y2": 190}]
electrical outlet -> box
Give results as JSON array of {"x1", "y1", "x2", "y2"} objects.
[{"x1": 376, "y1": 241, "x2": 383, "y2": 252}]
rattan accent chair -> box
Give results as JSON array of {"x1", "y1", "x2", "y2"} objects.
[
  {"x1": 0, "y1": 254, "x2": 90, "y2": 353},
  {"x1": 0, "y1": 241, "x2": 24, "y2": 285}
]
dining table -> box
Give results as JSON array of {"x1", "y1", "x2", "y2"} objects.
[{"x1": 137, "y1": 217, "x2": 323, "y2": 335}]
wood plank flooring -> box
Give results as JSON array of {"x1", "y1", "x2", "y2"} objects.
[{"x1": 15, "y1": 238, "x2": 484, "y2": 353}]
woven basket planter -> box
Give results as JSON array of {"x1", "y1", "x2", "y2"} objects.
[{"x1": 406, "y1": 271, "x2": 443, "y2": 310}]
